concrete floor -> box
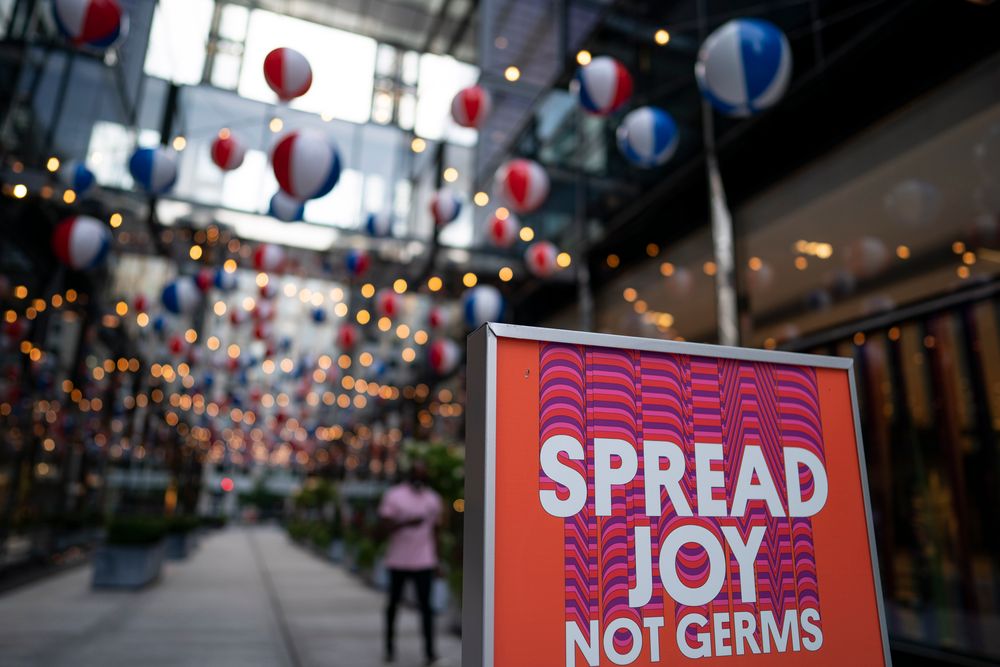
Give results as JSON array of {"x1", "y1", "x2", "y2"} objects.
[{"x1": 0, "y1": 526, "x2": 462, "y2": 667}]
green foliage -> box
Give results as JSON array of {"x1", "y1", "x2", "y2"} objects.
[
  {"x1": 105, "y1": 516, "x2": 167, "y2": 546},
  {"x1": 356, "y1": 537, "x2": 378, "y2": 570},
  {"x1": 166, "y1": 515, "x2": 200, "y2": 534},
  {"x1": 239, "y1": 480, "x2": 284, "y2": 512},
  {"x1": 200, "y1": 515, "x2": 228, "y2": 529},
  {"x1": 294, "y1": 478, "x2": 338, "y2": 511}
]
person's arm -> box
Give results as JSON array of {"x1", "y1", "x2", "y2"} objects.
[{"x1": 377, "y1": 489, "x2": 424, "y2": 539}]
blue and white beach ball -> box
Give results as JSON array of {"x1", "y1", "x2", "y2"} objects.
[
  {"x1": 271, "y1": 129, "x2": 341, "y2": 201},
  {"x1": 60, "y1": 160, "x2": 96, "y2": 194},
  {"x1": 695, "y1": 19, "x2": 791, "y2": 117},
  {"x1": 311, "y1": 307, "x2": 327, "y2": 324},
  {"x1": 129, "y1": 146, "x2": 177, "y2": 194},
  {"x1": 462, "y1": 285, "x2": 504, "y2": 328},
  {"x1": 575, "y1": 56, "x2": 633, "y2": 116},
  {"x1": 161, "y1": 277, "x2": 200, "y2": 315},
  {"x1": 616, "y1": 107, "x2": 679, "y2": 168},
  {"x1": 51, "y1": 216, "x2": 111, "y2": 270},
  {"x1": 365, "y1": 212, "x2": 393, "y2": 238},
  {"x1": 269, "y1": 191, "x2": 304, "y2": 222}
]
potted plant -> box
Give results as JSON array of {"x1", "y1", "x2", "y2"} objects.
[
  {"x1": 165, "y1": 515, "x2": 199, "y2": 560},
  {"x1": 92, "y1": 516, "x2": 167, "y2": 589}
]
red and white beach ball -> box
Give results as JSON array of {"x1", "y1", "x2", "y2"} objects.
[
  {"x1": 429, "y1": 339, "x2": 461, "y2": 375},
  {"x1": 230, "y1": 308, "x2": 247, "y2": 326},
  {"x1": 263, "y1": 47, "x2": 313, "y2": 101},
  {"x1": 51, "y1": 215, "x2": 111, "y2": 270},
  {"x1": 375, "y1": 290, "x2": 400, "y2": 318},
  {"x1": 574, "y1": 56, "x2": 632, "y2": 115},
  {"x1": 133, "y1": 294, "x2": 148, "y2": 313},
  {"x1": 168, "y1": 335, "x2": 185, "y2": 356},
  {"x1": 259, "y1": 281, "x2": 278, "y2": 299},
  {"x1": 271, "y1": 130, "x2": 341, "y2": 200},
  {"x1": 428, "y1": 305, "x2": 450, "y2": 330},
  {"x1": 525, "y1": 241, "x2": 560, "y2": 277},
  {"x1": 52, "y1": 0, "x2": 123, "y2": 48},
  {"x1": 211, "y1": 130, "x2": 245, "y2": 171},
  {"x1": 337, "y1": 324, "x2": 358, "y2": 351},
  {"x1": 254, "y1": 321, "x2": 271, "y2": 341},
  {"x1": 451, "y1": 85, "x2": 491, "y2": 128},
  {"x1": 253, "y1": 244, "x2": 285, "y2": 272},
  {"x1": 345, "y1": 249, "x2": 370, "y2": 277},
  {"x1": 486, "y1": 212, "x2": 520, "y2": 248},
  {"x1": 496, "y1": 159, "x2": 549, "y2": 214},
  {"x1": 430, "y1": 189, "x2": 462, "y2": 227},
  {"x1": 254, "y1": 300, "x2": 276, "y2": 321},
  {"x1": 195, "y1": 267, "x2": 215, "y2": 292}
]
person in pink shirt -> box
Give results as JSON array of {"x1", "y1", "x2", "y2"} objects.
[{"x1": 378, "y1": 460, "x2": 444, "y2": 665}]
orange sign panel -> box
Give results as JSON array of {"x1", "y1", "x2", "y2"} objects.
[{"x1": 465, "y1": 325, "x2": 889, "y2": 667}]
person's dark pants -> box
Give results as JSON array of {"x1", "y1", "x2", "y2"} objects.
[{"x1": 385, "y1": 568, "x2": 436, "y2": 662}]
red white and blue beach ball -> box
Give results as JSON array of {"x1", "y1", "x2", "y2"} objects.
[
  {"x1": 269, "y1": 191, "x2": 304, "y2": 222},
  {"x1": 129, "y1": 146, "x2": 177, "y2": 194},
  {"x1": 161, "y1": 277, "x2": 200, "y2": 315},
  {"x1": 430, "y1": 189, "x2": 462, "y2": 227},
  {"x1": 429, "y1": 339, "x2": 461, "y2": 375},
  {"x1": 575, "y1": 56, "x2": 632, "y2": 115},
  {"x1": 214, "y1": 268, "x2": 237, "y2": 292},
  {"x1": 253, "y1": 244, "x2": 285, "y2": 272},
  {"x1": 616, "y1": 106, "x2": 679, "y2": 168},
  {"x1": 263, "y1": 47, "x2": 313, "y2": 101},
  {"x1": 51, "y1": 216, "x2": 111, "y2": 270},
  {"x1": 525, "y1": 240, "x2": 560, "y2": 277},
  {"x1": 60, "y1": 160, "x2": 96, "y2": 194},
  {"x1": 462, "y1": 285, "x2": 504, "y2": 328},
  {"x1": 345, "y1": 249, "x2": 370, "y2": 277},
  {"x1": 451, "y1": 85, "x2": 491, "y2": 129},
  {"x1": 695, "y1": 19, "x2": 792, "y2": 117},
  {"x1": 271, "y1": 130, "x2": 341, "y2": 200},
  {"x1": 496, "y1": 159, "x2": 549, "y2": 214},
  {"x1": 211, "y1": 131, "x2": 245, "y2": 171},
  {"x1": 365, "y1": 212, "x2": 392, "y2": 238},
  {"x1": 487, "y1": 212, "x2": 520, "y2": 248},
  {"x1": 52, "y1": 0, "x2": 123, "y2": 47}
]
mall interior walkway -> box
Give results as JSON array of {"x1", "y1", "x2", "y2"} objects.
[{"x1": 0, "y1": 526, "x2": 462, "y2": 666}]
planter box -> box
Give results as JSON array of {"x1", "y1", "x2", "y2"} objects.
[
  {"x1": 165, "y1": 532, "x2": 194, "y2": 560},
  {"x1": 92, "y1": 541, "x2": 165, "y2": 589}
]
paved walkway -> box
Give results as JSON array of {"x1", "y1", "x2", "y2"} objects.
[{"x1": 0, "y1": 526, "x2": 462, "y2": 667}]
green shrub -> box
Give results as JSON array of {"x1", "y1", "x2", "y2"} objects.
[
  {"x1": 105, "y1": 517, "x2": 167, "y2": 546},
  {"x1": 166, "y1": 516, "x2": 200, "y2": 534},
  {"x1": 200, "y1": 515, "x2": 228, "y2": 529}
]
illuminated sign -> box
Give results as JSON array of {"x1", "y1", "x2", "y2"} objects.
[{"x1": 465, "y1": 325, "x2": 889, "y2": 666}]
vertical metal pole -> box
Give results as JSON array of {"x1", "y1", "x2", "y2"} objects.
[
  {"x1": 574, "y1": 109, "x2": 594, "y2": 332},
  {"x1": 44, "y1": 50, "x2": 76, "y2": 157},
  {"x1": 699, "y1": 0, "x2": 741, "y2": 347},
  {"x1": 561, "y1": 0, "x2": 594, "y2": 331}
]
